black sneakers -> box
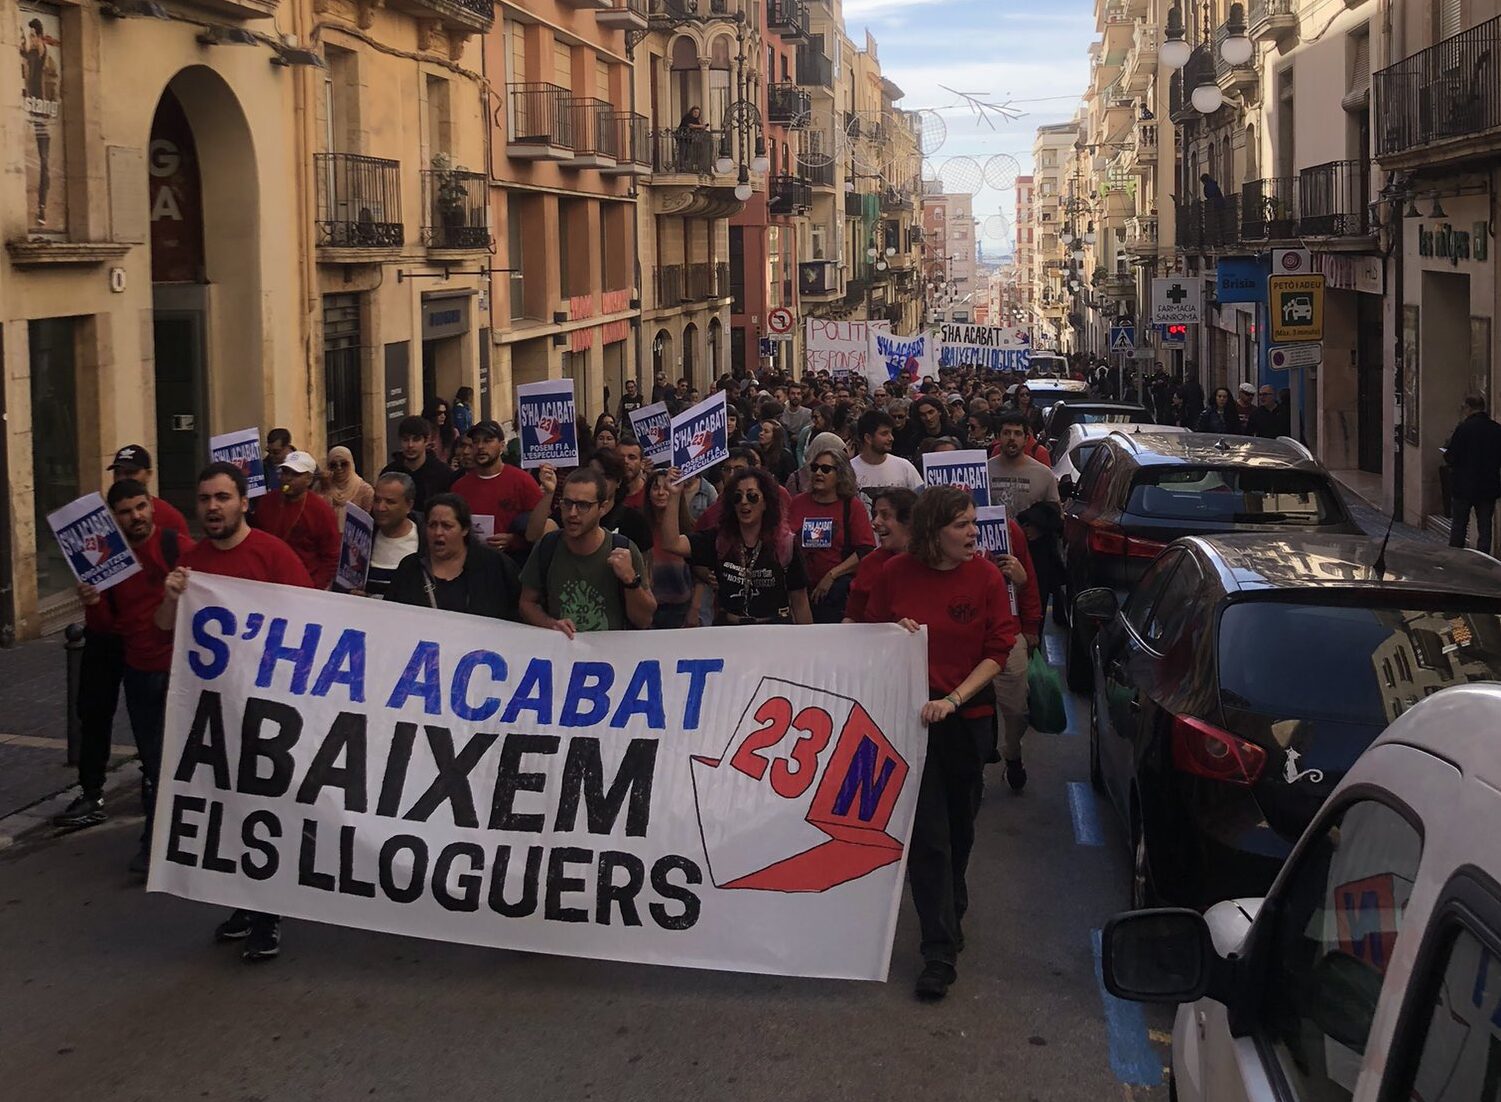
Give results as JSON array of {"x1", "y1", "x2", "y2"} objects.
[
  {"x1": 243, "y1": 918, "x2": 281, "y2": 963},
  {"x1": 1004, "y1": 758, "x2": 1028, "y2": 793},
  {"x1": 53, "y1": 793, "x2": 106, "y2": 829},
  {"x1": 214, "y1": 909, "x2": 255, "y2": 941},
  {"x1": 128, "y1": 842, "x2": 150, "y2": 878},
  {"x1": 915, "y1": 961, "x2": 956, "y2": 1001}
]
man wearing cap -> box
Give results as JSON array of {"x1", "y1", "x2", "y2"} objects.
[
  {"x1": 107, "y1": 445, "x2": 190, "y2": 539},
  {"x1": 450, "y1": 420, "x2": 543, "y2": 556},
  {"x1": 1235, "y1": 382, "x2": 1257, "y2": 423},
  {"x1": 249, "y1": 449, "x2": 341, "y2": 588}
]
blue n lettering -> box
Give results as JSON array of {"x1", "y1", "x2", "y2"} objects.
[{"x1": 831, "y1": 735, "x2": 897, "y2": 822}]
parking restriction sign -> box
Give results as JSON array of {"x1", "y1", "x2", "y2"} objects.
[{"x1": 1269, "y1": 275, "x2": 1325, "y2": 343}]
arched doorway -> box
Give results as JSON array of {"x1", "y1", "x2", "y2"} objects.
[
  {"x1": 708, "y1": 317, "x2": 722, "y2": 381},
  {"x1": 651, "y1": 328, "x2": 673, "y2": 388},
  {"x1": 682, "y1": 321, "x2": 699, "y2": 388},
  {"x1": 148, "y1": 67, "x2": 261, "y2": 514}
]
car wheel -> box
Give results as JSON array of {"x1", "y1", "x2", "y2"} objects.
[
  {"x1": 1131, "y1": 812, "x2": 1158, "y2": 910},
  {"x1": 1088, "y1": 695, "x2": 1104, "y2": 792},
  {"x1": 1066, "y1": 619, "x2": 1093, "y2": 694}
]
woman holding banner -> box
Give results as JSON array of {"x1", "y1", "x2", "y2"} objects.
[
  {"x1": 865, "y1": 485, "x2": 1019, "y2": 1001},
  {"x1": 788, "y1": 446, "x2": 874, "y2": 623},
  {"x1": 385, "y1": 493, "x2": 522, "y2": 620}
]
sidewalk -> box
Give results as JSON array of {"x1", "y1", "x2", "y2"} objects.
[
  {"x1": 0, "y1": 631, "x2": 137, "y2": 839},
  {"x1": 1332, "y1": 476, "x2": 1447, "y2": 548}
]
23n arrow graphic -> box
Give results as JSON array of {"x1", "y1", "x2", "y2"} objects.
[{"x1": 690, "y1": 678, "x2": 910, "y2": 893}]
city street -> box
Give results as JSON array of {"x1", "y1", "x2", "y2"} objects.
[{"x1": 0, "y1": 625, "x2": 1170, "y2": 1102}]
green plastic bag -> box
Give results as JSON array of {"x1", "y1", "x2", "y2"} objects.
[{"x1": 1027, "y1": 647, "x2": 1068, "y2": 734}]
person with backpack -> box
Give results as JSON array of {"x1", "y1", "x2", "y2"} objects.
[
  {"x1": 788, "y1": 444, "x2": 876, "y2": 623},
  {"x1": 53, "y1": 480, "x2": 191, "y2": 876},
  {"x1": 519, "y1": 466, "x2": 655, "y2": 635}
]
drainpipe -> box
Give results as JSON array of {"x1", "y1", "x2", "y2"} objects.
[{"x1": 291, "y1": 0, "x2": 321, "y2": 450}]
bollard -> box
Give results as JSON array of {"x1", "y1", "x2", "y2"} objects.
[{"x1": 64, "y1": 622, "x2": 86, "y2": 766}]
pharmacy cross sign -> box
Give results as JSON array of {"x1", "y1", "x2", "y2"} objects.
[
  {"x1": 1151, "y1": 277, "x2": 1203, "y2": 325},
  {"x1": 1165, "y1": 284, "x2": 1189, "y2": 304}
]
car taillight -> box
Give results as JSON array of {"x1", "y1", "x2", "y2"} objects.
[
  {"x1": 1170, "y1": 714, "x2": 1267, "y2": 786},
  {"x1": 1087, "y1": 521, "x2": 1167, "y2": 559}
]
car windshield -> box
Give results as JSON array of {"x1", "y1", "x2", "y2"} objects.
[
  {"x1": 1077, "y1": 410, "x2": 1146, "y2": 424},
  {"x1": 1125, "y1": 467, "x2": 1340, "y2": 524},
  {"x1": 1219, "y1": 600, "x2": 1501, "y2": 725}
]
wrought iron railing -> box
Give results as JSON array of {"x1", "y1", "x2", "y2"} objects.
[
  {"x1": 508, "y1": 83, "x2": 575, "y2": 148},
  {"x1": 610, "y1": 112, "x2": 652, "y2": 166},
  {"x1": 715, "y1": 261, "x2": 730, "y2": 298},
  {"x1": 1374, "y1": 14, "x2": 1501, "y2": 157},
  {"x1": 421, "y1": 167, "x2": 490, "y2": 249},
  {"x1": 768, "y1": 0, "x2": 807, "y2": 35},
  {"x1": 315, "y1": 153, "x2": 403, "y2": 248},
  {"x1": 1297, "y1": 159, "x2": 1371, "y2": 236},
  {"x1": 686, "y1": 262, "x2": 715, "y2": 300},
  {"x1": 656, "y1": 264, "x2": 684, "y2": 307},
  {"x1": 567, "y1": 97, "x2": 621, "y2": 159},
  {"x1": 767, "y1": 83, "x2": 811, "y2": 125},
  {"x1": 796, "y1": 47, "x2": 834, "y2": 89},
  {"x1": 651, "y1": 127, "x2": 724, "y2": 174},
  {"x1": 1249, "y1": 0, "x2": 1295, "y2": 31},
  {"x1": 770, "y1": 175, "x2": 812, "y2": 215},
  {"x1": 1240, "y1": 177, "x2": 1299, "y2": 240}
]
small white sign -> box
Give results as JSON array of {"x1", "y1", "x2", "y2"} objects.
[
  {"x1": 1269, "y1": 342, "x2": 1323, "y2": 370},
  {"x1": 1151, "y1": 277, "x2": 1203, "y2": 325},
  {"x1": 1272, "y1": 247, "x2": 1312, "y2": 275}
]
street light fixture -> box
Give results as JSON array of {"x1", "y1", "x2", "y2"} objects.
[
  {"x1": 1161, "y1": 4, "x2": 1192, "y2": 68},
  {"x1": 1220, "y1": 2, "x2": 1253, "y2": 65},
  {"x1": 1191, "y1": 74, "x2": 1223, "y2": 114}
]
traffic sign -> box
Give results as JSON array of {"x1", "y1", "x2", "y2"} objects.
[
  {"x1": 1152, "y1": 277, "x2": 1203, "y2": 324},
  {"x1": 1109, "y1": 325, "x2": 1135, "y2": 354},
  {"x1": 1269, "y1": 342, "x2": 1323, "y2": 370},
  {"x1": 1131, "y1": 348, "x2": 1156, "y2": 361},
  {"x1": 1272, "y1": 248, "x2": 1311, "y2": 275},
  {"x1": 767, "y1": 307, "x2": 795, "y2": 335},
  {"x1": 1269, "y1": 275, "x2": 1325, "y2": 342}
]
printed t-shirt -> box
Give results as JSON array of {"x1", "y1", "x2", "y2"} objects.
[
  {"x1": 687, "y1": 531, "x2": 808, "y2": 624},
  {"x1": 787, "y1": 493, "x2": 876, "y2": 585},
  {"x1": 520, "y1": 531, "x2": 649, "y2": 632},
  {"x1": 985, "y1": 454, "x2": 1061, "y2": 516}
]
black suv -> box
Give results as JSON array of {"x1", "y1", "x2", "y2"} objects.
[
  {"x1": 1041, "y1": 400, "x2": 1151, "y2": 455},
  {"x1": 1061, "y1": 432, "x2": 1361, "y2": 688},
  {"x1": 1074, "y1": 532, "x2": 1501, "y2": 910}
]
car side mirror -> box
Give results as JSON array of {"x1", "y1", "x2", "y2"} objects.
[
  {"x1": 1102, "y1": 908, "x2": 1216, "y2": 1004},
  {"x1": 1074, "y1": 586, "x2": 1119, "y2": 624},
  {"x1": 1308, "y1": 951, "x2": 1382, "y2": 1052}
]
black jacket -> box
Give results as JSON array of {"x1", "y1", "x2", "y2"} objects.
[
  {"x1": 384, "y1": 544, "x2": 522, "y2": 620},
  {"x1": 1248, "y1": 403, "x2": 1291, "y2": 439},
  {"x1": 1446, "y1": 412, "x2": 1501, "y2": 501},
  {"x1": 381, "y1": 453, "x2": 455, "y2": 512}
]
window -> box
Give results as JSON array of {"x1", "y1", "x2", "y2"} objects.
[
  {"x1": 426, "y1": 75, "x2": 452, "y2": 159},
  {"x1": 30, "y1": 317, "x2": 81, "y2": 602},
  {"x1": 507, "y1": 196, "x2": 525, "y2": 321},
  {"x1": 1261, "y1": 799, "x2": 1422, "y2": 1100},
  {"x1": 1123, "y1": 550, "x2": 1182, "y2": 639},
  {"x1": 1124, "y1": 467, "x2": 1342, "y2": 525},
  {"x1": 1398, "y1": 921, "x2": 1501, "y2": 1101},
  {"x1": 1143, "y1": 554, "x2": 1201, "y2": 651}
]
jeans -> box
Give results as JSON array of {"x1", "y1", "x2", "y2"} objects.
[
  {"x1": 1450, "y1": 495, "x2": 1497, "y2": 555},
  {"x1": 122, "y1": 667, "x2": 169, "y2": 840},
  {"x1": 907, "y1": 713, "x2": 989, "y2": 967},
  {"x1": 77, "y1": 631, "x2": 125, "y2": 798}
]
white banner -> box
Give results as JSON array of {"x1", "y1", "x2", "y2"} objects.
[
  {"x1": 149, "y1": 576, "x2": 928, "y2": 980},
  {"x1": 934, "y1": 324, "x2": 1032, "y2": 372},
  {"x1": 805, "y1": 319, "x2": 890, "y2": 380}
]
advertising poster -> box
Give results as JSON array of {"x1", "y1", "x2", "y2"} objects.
[
  {"x1": 19, "y1": 3, "x2": 66, "y2": 238},
  {"x1": 517, "y1": 379, "x2": 580, "y2": 469}
]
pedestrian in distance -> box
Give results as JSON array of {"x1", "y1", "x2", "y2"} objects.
[
  {"x1": 384, "y1": 492, "x2": 522, "y2": 619},
  {"x1": 865, "y1": 485, "x2": 1020, "y2": 1001},
  {"x1": 788, "y1": 444, "x2": 876, "y2": 623},
  {"x1": 642, "y1": 468, "x2": 696, "y2": 629},
  {"x1": 1197, "y1": 387, "x2": 1243, "y2": 434},
  {"x1": 451, "y1": 386, "x2": 475, "y2": 435},
  {"x1": 1247, "y1": 384, "x2": 1291, "y2": 440},
  {"x1": 319, "y1": 445, "x2": 373, "y2": 530},
  {"x1": 250, "y1": 450, "x2": 342, "y2": 589},
  {"x1": 264, "y1": 427, "x2": 293, "y2": 493},
  {"x1": 1445, "y1": 393, "x2": 1501, "y2": 555},
  {"x1": 423, "y1": 399, "x2": 459, "y2": 465},
  {"x1": 382, "y1": 415, "x2": 455, "y2": 511},
  {"x1": 617, "y1": 378, "x2": 645, "y2": 423},
  {"x1": 156, "y1": 460, "x2": 314, "y2": 963}
]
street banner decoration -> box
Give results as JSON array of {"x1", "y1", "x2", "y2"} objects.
[
  {"x1": 517, "y1": 380, "x2": 579, "y2": 469},
  {"x1": 922, "y1": 449, "x2": 991, "y2": 506},
  {"x1": 628, "y1": 402, "x2": 673, "y2": 467},
  {"x1": 210, "y1": 427, "x2": 267, "y2": 498},
  {"x1": 46, "y1": 492, "x2": 141, "y2": 592},
  {"x1": 149, "y1": 575, "x2": 928, "y2": 980},
  {"x1": 670, "y1": 390, "x2": 728, "y2": 484},
  {"x1": 974, "y1": 505, "x2": 1018, "y2": 615},
  {"x1": 336, "y1": 502, "x2": 374, "y2": 593},
  {"x1": 866, "y1": 332, "x2": 931, "y2": 390},
  {"x1": 806, "y1": 319, "x2": 890, "y2": 380},
  {"x1": 935, "y1": 324, "x2": 1032, "y2": 372}
]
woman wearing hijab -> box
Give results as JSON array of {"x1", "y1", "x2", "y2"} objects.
[
  {"x1": 787, "y1": 430, "x2": 847, "y2": 495},
  {"x1": 320, "y1": 445, "x2": 374, "y2": 529}
]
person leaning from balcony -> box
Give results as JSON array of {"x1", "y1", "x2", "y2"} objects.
[
  {"x1": 382, "y1": 415, "x2": 456, "y2": 511},
  {"x1": 678, "y1": 105, "x2": 707, "y2": 131},
  {"x1": 318, "y1": 445, "x2": 373, "y2": 531},
  {"x1": 1197, "y1": 387, "x2": 1243, "y2": 434},
  {"x1": 1445, "y1": 393, "x2": 1501, "y2": 556},
  {"x1": 1200, "y1": 173, "x2": 1225, "y2": 207}
]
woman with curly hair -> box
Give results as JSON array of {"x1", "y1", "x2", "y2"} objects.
[{"x1": 787, "y1": 443, "x2": 874, "y2": 622}]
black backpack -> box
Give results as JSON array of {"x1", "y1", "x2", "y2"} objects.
[{"x1": 531, "y1": 529, "x2": 638, "y2": 626}]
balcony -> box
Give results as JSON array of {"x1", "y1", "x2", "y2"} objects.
[
  {"x1": 1297, "y1": 159, "x2": 1372, "y2": 239},
  {"x1": 650, "y1": 127, "x2": 726, "y2": 179},
  {"x1": 796, "y1": 48, "x2": 834, "y2": 92},
  {"x1": 1214, "y1": 25, "x2": 1258, "y2": 94},
  {"x1": 565, "y1": 98, "x2": 620, "y2": 169},
  {"x1": 1127, "y1": 122, "x2": 1157, "y2": 175},
  {"x1": 1123, "y1": 213, "x2": 1159, "y2": 254},
  {"x1": 1122, "y1": 24, "x2": 1158, "y2": 93},
  {"x1": 507, "y1": 83, "x2": 575, "y2": 160},
  {"x1": 558, "y1": 0, "x2": 611, "y2": 9},
  {"x1": 389, "y1": 0, "x2": 494, "y2": 33},
  {"x1": 1239, "y1": 177, "x2": 1299, "y2": 241},
  {"x1": 421, "y1": 164, "x2": 490, "y2": 251},
  {"x1": 768, "y1": 0, "x2": 809, "y2": 41},
  {"x1": 601, "y1": 113, "x2": 652, "y2": 176},
  {"x1": 596, "y1": 0, "x2": 647, "y2": 30},
  {"x1": 880, "y1": 186, "x2": 912, "y2": 212},
  {"x1": 804, "y1": 159, "x2": 835, "y2": 189},
  {"x1": 1249, "y1": 0, "x2": 1297, "y2": 47},
  {"x1": 685, "y1": 262, "x2": 715, "y2": 301},
  {"x1": 716, "y1": 262, "x2": 731, "y2": 300},
  {"x1": 655, "y1": 264, "x2": 684, "y2": 308},
  {"x1": 1375, "y1": 15, "x2": 1501, "y2": 165},
  {"x1": 1176, "y1": 197, "x2": 1241, "y2": 251},
  {"x1": 769, "y1": 175, "x2": 812, "y2": 215},
  {"x1": 767, "y1": 83, "x2": 812, "y2": 126},
  {"x1": 314, "y1": 153, "x2": 403, "y2": 253},
  {"x1": 799, "y1": 259, "x2": 840, "y2": 298}
]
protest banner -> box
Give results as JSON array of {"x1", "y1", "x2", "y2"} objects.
[
  {"x1": 865, "y1": 332, "x2": 931, "y2": 390},
  {"x1": 517, "y1": 380, "x2": 579, "y2": 469},
  {"x1": 46, "y1": 492, "x2": 141, "y2": 593},
  {"x1": 922, "y1": 449, "x2": 991, "y2": 506},
  {"x1": 149, "y1": 575, "x2": 928, "y2": 980},
  {"x1": 628, "y1": 402, "x2": 673, "y2": 467},
  {"x1": 974, "y1": 505, "x2": 1018, "y2": 615},
  {"x1": 935, "y1": 324, "x2": 1032, "y2": 372},
  {"x1": 210, "y1": 427, "x2": 267, "y2": 498},
  {"x1": 806, "y1": 319, "x2": 890, "y2": 380},
  {"x1": 670, "y1": 390, "x2": 728, "y2": 484},
  {"x1": 336, "y1": 503, "x2": 375, "y2": 593}
]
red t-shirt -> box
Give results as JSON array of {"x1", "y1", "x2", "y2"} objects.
[
  {"x1": 865, "y1": 553, "x2": 1019, "y2": 714},
  {"x1": 451, "y1": 465, "x2": 542, "y2": 540},
  {"x1": 845, "y1": 545, "x2": 897, "y2": 622},
  {"x1": 181, "y1": 527, "x2": 314, "y2": 588},
  {"x1": 83, "y1": 526, "x2": 195, "y2": 672},
  {"x1": 250, "y1": 490, "x2": 342, "y2": 589},
  {"x1": 153, "y1": 496, "x2": 190, "y2": 539},
  {"x1": 623, "y1": 482, "x2": 647, "y2": 511},
  {"x1": 787, "y1": 493, "x2": 877, "y2": 586},
  {"x1": 693, "y1": 484, "x2": 794, "y2": 532}
]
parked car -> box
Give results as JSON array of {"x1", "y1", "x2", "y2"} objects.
[
  {"x1": 1052, "y1": 423, "x2": 1189, "y2": 497},
  {"x1": 1102, "y1": 681, "x2": 1501, "y2": 1102},
  {"x1": 1061, "y1": 431, "x2": 1361, "y2": 688},
  {"x1": 1043, "y1": 400, "x2": 1155, "y2": 456},
  {"x1": 1074, "y1": 532, "x2": 1501, "y2": 912}
]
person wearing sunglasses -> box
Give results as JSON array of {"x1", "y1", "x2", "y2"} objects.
[
  {"x1": 657, "y1": 466, "x2": 812, "y2": 626},
  {"x1": 788, "y1": 445, "x2": 875, "y2": 623}
]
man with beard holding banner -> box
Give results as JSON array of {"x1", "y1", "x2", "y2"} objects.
[{"x1": 156, "y1": 461, "x2": 314, "y2": 962}]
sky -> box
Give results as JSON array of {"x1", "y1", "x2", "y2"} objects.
[{"x1": 844, "y1": 0, "x2": 1095, "y2": 260}]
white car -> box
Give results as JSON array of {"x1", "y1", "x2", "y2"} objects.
[
  {"x1": 1103, "y1": 682, "x2": 1501, "y2": 1102},
  {"x1": 1052, "y1": 423, "x2": 1188, "y2": 490}
]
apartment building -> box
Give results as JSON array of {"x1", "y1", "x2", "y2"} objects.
[
  {"x1": 1015, "y1": 175, "x2": 1036, "y2": 324},
  {"x1": 1029, "y1": 122, "x2": 1081, "y2": 351}
]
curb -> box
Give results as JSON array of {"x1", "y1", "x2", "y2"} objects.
[{"x1": 0, "y1": 757, "x2": 140, "y2": 855}]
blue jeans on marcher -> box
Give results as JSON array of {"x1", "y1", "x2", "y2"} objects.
[{"x1": 122, "y1": 667, "x2": 168, "y2": 841}]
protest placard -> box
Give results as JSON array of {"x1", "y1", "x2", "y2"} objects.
[
  {"x1": 336, "y1": 502, "x2": 375, "y2": 593},
  {"x1": 935, "y1": 324, "x2": 1032, "y2": 372},
  {"x1": 922, "y1": 449, "x2": 991, "y2": 506},
  {"x1": 46, "y1": 492, "x2": 141, "y2": 593},
  {"x1": 865, "y1": 332, "x2": 931, "y2": 390},
  {"x1": 806, "y1": 319, "x2": 890, "y2": 380},
  {"x1": 210, "y1": 427, "x2": 267, "y2": 498},
  {"x1": 670, "y1": 390, "x2": 728, "y2": 484},
  {"x1": 628, "y1": 402, "x2": 673, "y2": 467},
  {"x1": 974, "y1": 504, "x2": 1018, "y2": 615},
  {"x1": 517, "y1": 380, "x2": 579, "y2": 469},
  {"x1": 149, "y1": 574, "x2": 928, "y2": 980}
]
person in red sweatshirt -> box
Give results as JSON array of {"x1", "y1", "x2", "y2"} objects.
[
  {"x1": 66, "y1": 480, "x2": 193, "y2": 874},
  {"x1": 250, "y1": 450, "x2": 341, "y2": 589},
  {"x1": 156, "y1": 461, "x2": 313, "y2": 963},
  {"x1": 106, "y1": 444, "x2": 190, "y2": 538},
  {"x1": 866, "y1": 485, "x2": 1019, "y2": 1002},
  {"x1": 844, "y1": 487, "x2": 917, "y2": 623}
]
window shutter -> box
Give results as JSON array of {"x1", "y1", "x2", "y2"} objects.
[
  {"x1": 1440, "y1": 0, "x2": 1461, "y2": 41},
  {"x1": 1342, "y1": 30, "x2": 1370, "y2": 111}
]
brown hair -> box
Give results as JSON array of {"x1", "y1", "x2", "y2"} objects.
[{"x1": 908, "y1": 485, "x2": 974, "y2": 568}]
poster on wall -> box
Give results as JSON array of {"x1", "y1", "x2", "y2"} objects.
[
  {"x1": 1403, "y1": 305, "x2": 1420, "y2": 447},
  {"x1": 19, "y1": 3, "x2": 66, "y2": 238}
]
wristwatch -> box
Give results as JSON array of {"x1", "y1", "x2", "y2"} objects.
[{"x1": 623, "y1": 573, "x2": 644, "y2": 590}]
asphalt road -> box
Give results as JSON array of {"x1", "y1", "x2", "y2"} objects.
[{"x1": 0, "y1": 625, "x2": 1171, "y2": 1102}]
